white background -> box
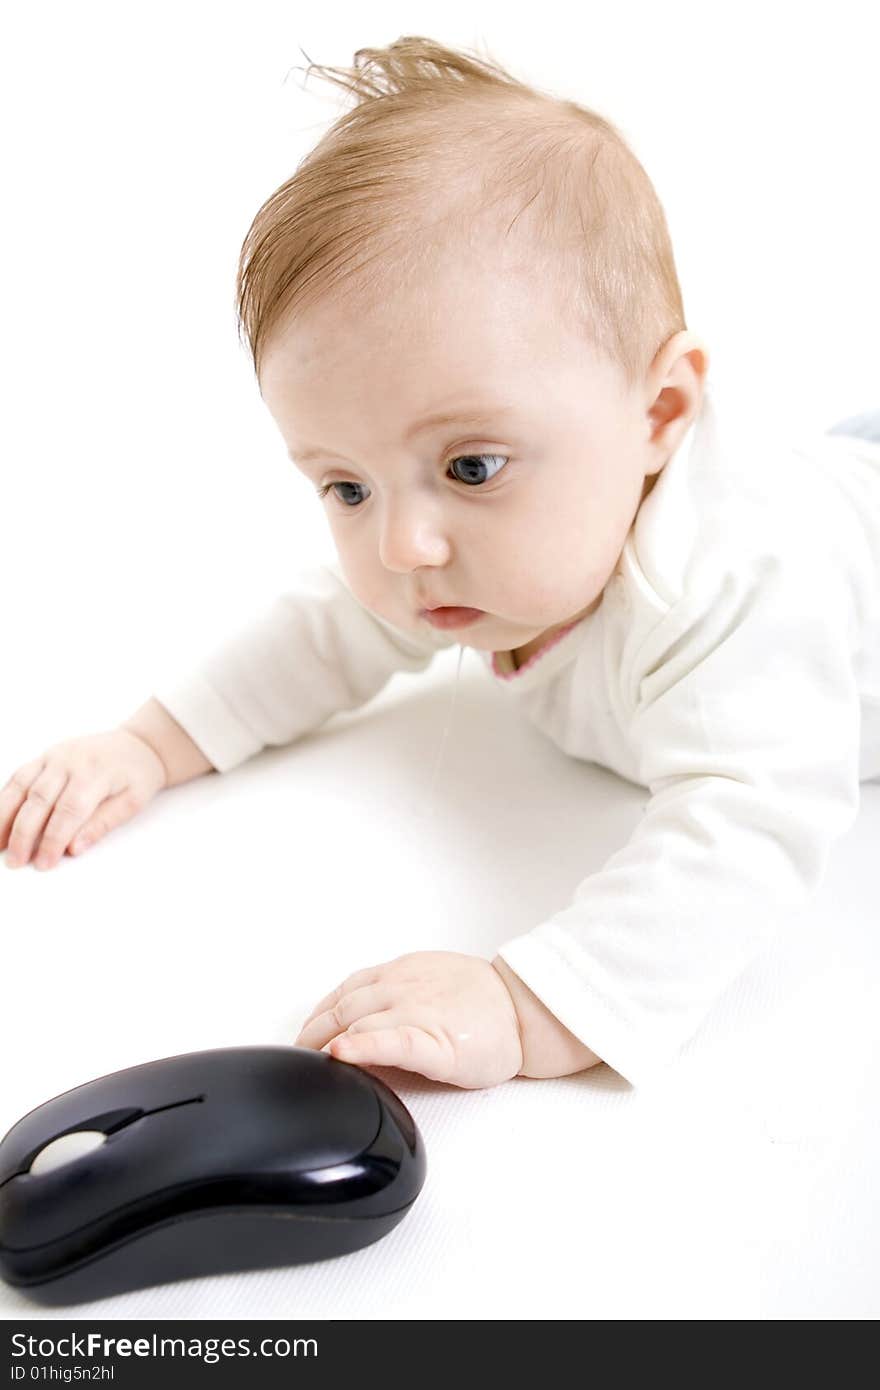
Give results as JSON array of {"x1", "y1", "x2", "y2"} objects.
[{"x1": 1, "y1": 0, "x2": 879, "y2": 1322}]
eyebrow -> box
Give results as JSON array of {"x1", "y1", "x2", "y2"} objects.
[{"x1": 289, "y1": 405, "x2": 519, "y2": 464}]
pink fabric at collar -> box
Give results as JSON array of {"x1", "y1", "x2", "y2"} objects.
[{"x1": 490, "y1": 619, "x2": 580, "y2": 681}]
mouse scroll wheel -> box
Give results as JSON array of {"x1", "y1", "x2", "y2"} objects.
[{"x1": 29, "y1": 1131, "x2": 108, "y2": 1176}]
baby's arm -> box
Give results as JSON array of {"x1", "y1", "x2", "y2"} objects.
[
  {"x1": 150, "y1": 560, "x2": 454, "y2": 775},
  {"x1": 494, "y1": 546, "x2": 865, "y2": 1086},
  {"x1": 491, "y1": 956, "x2": 601, "y2": 1077},
  {"x1": 121, "y1": 698, "x2": 215, "y2": 787}
]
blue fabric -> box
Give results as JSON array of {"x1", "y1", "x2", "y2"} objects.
[{"x1": 826, "y1": 410, "x2": 880, "y2": 443}]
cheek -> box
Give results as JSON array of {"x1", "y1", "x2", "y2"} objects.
[
  {"x1": 559, "y1": 462, "x2": 635, "y2": 548},
  {"x1": 329, "y1": 531, "x2": 386, "y2": 608},
  {"x1": 525, "y1": 489, "x2": 590, "y2": 556},
  {"x1": 517, "y1": 484, "x2": 621, "y2": 596}
]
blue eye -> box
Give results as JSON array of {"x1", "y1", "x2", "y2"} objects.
[
  {"x1": 316, "y1": 454, "x2": 509, "y2": 508},
  {"x1": 317, "y1": 480, "x2": 368, "y2": 507},
  {"x1": 448, "y1": 453, "x2": 509, "y2": 485}
]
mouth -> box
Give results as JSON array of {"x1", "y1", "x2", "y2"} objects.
[{"x1": 420, "y1": 606, "x2": 485, "y2": 630}]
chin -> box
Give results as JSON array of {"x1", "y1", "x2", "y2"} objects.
[{"x1": 460, "y1": 619, "x2": 536, "y2": 652}]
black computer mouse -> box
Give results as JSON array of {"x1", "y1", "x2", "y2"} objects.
[{"x1": 0, "y1": 1045, "x2": 426, "y2": 1305}]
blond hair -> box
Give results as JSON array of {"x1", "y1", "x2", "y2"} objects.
[{"x1": 235, "y1": 35, "x2": 687, "y2": 392}]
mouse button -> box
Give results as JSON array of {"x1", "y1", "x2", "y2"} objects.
[
  {"x1": 0, "y1": 1105, "x2": 145, "y2": 1187},
  {"x1": 0, "y1": 1050, "x2": 212, "y2": 1187},
  {"x1": 28, "y1": 1132, "x2": 108, "y2": 1177},
  {"x1": 0, "y1": 1110, "x2": 196, "y2": 1252}
]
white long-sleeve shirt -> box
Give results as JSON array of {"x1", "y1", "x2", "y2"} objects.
[{"x1": 153, "y1": 385, "x2": 880, "y2": 1085}]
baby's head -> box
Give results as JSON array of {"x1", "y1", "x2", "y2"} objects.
[{"x1": 240, "y1": 36, "x2": 708, "y2": 655}]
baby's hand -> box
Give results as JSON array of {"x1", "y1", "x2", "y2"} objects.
[
  {"x1": 1, "y1": 731, "x2": 167, "y2": 871},
  {"x1": 294, "y1": 951, "x2": 524, "y2": 1089}
]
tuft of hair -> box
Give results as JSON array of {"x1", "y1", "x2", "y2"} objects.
[{"x1": 235, "y1": 35, "x2": 687, "y2": 392}]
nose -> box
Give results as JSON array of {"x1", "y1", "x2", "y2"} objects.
[{"x1": 378, "y1": 491, "x2": 452, "y2": 573}]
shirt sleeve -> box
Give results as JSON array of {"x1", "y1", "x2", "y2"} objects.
[
  {"x1": 495, "y1": 547, "x2": 863, "y2": 1087},
  {"x1": 152, "y1": 561, "x2": 454, "y2": 773}
]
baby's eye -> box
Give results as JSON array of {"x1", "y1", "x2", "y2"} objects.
[
  {"x1": 317, "y1": 481, "x2": 370, "y2": 507},
  {"x1": 316, "y1": 453, "x2": 509, "y2": 509},
  {"x1": 448, "y1": 453, "x2": 509, "y2": 485}
]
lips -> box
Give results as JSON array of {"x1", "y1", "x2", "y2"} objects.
[{"x1": 421, "y1": 606, "x2": 485, "y2": 630}]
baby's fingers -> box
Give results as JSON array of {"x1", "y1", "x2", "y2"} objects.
[
  {"x1": 3, "y1": 763, "x2": 69, "y2": 868},
  {"x1": 296, "y1": 966, "x2": 382, "y2": 1036},
  {"x1": 0, "y1": 760, "x2": 45, "y2": 853},
  {"x1": 37, "y1": 787, "x2": 139, "y2": 870},
  {"x1": 331, "y1": 1023, "x2": 455, "y2": 1081}
]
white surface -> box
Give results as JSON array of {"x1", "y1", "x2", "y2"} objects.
[
  {"x1": 2, "y1": 652, "x2": 880, "y2": 1320},
  {"x1": 2, "y1": 0, "x2": 879, "y2": 1322}
]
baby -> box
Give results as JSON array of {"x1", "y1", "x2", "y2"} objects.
[{"x1": 3, "y1": 37, "x2": 879, "y2": 1089}]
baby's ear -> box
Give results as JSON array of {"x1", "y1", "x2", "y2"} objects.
[{"x1": 652, "y1": 329, "x2": 710, "y2": 385}]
